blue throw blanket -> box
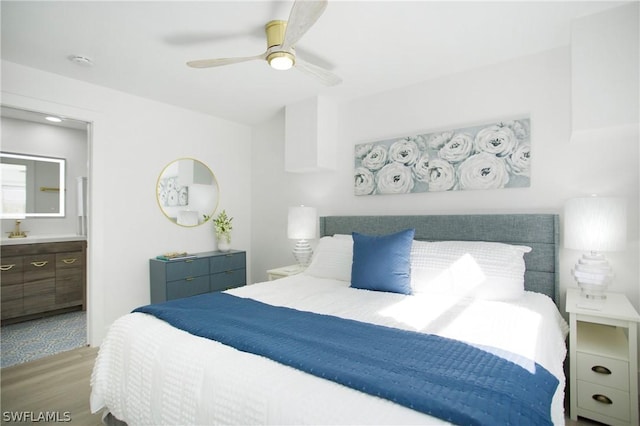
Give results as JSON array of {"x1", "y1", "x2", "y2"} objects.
[{"x1": 134, "y1": 292, "x2": 558, "y2": 425}]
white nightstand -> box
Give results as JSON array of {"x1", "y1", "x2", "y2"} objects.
[
  {"x1": 566, "y1": 288, "x2": 640, "y2": 426},
  {"x1": 266, "y1": 264, "x2": 306, "y2": 281}
]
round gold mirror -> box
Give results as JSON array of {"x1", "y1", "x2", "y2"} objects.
[{"x1": 156, "y1": 158, "x2": 219, "y2": 227}]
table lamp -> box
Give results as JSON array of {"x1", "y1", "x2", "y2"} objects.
[
  {"x1": 287, "y1": 206, "x2": 317, "y2": 267},
  {"x1": 564, "y1": 196, "x2": 627, "y2": 300}
]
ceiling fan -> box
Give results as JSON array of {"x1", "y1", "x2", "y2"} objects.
[{"x1": 186, "y1": 0, "x2": 341, "y2": 86}]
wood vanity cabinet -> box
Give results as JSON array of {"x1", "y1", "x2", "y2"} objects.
[{"x1": 1, "y1": 240, "x2": 87, "y2": 323}]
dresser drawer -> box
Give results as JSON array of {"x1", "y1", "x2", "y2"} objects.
[
  {"x1": 166, "y1": 276, "x2": 211, "y2": 300},
  {"x1": 210, "y1": 269, "x2": 246, "y2": 292},
  {"x1": 577, "y1": 352, "x2": 629, "y2": 391},
  {"x1": 210, "y1": 252, "x2": 246, "y2": 274},
  {"x1": 577, "y1": 380, "x2": 630, "y2": 422},
  {"x1": 165, "y1": 258, "x2": 210, "y2": 281}
]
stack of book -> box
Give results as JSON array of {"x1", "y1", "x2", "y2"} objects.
[{"x1": 156, "y1": 252, "x2": 197, "y2": 261}]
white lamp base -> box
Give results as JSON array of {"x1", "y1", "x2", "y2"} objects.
[
  {"x1": 292, "y1": 239, "x2": 313, "y2": 267},
  {"x1": 573, "y1": 252, "x2": 613, "y2": 300}
]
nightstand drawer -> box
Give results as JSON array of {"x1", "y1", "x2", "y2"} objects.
[
  {"x1": 165, "y1": 258, "x2": 210, "y2": 281},
  {"x1": 577, "y1": 380, "x2": 630, "y2": 422},
  {"x1": 577, "y1": 352, "x2": 629, "y2": 391}
]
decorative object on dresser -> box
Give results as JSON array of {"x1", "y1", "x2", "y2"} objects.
[
  {"x1": 212, "y1": 209, "x2": 233, "y2": 252},
  {"x1": 566, "y1": 288, "x2": 639, "y2": 426},
  {"x1": 149, "y1": 250, "x2": 246, "y2": 303},
  {"x1": 1, "y1": 240, "x2": 87, "y2": 323},
  {"x1": 564, "y1": 196, "x2": 627, "y2": 302},
  {"x1": 266, "y1": 264, "x2": 306, "y2": 281},
  {"x1": 287, "y1": 205, "x2": 317, "y2": 267}
]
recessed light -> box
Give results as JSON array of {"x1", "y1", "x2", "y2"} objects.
[
  {"x1": 68, "y1": 55, "x2": 94, "y2": 66},
  {"x1": 45, "y1": 116, "x2": 63, "y2": 123}
]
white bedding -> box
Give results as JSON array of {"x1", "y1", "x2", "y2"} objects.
[{"x1": 90, "y1": 274, "x2": 569, "y2": 425}]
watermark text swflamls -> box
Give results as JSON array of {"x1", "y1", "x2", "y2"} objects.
[{"x1": 2, "y1": 411, "x2": 72, "y2": 423}]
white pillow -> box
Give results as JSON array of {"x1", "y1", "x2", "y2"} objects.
[
  {"x1": 410, "y1": 240, "x2": 531, "y2": 300},
  {"x1": 304, "y1": 236, "x2": 353, "y2": 282}
]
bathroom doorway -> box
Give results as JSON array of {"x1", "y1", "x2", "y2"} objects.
[{"x1": 0, "y1": 105, "x2": 91, "y2": 367}]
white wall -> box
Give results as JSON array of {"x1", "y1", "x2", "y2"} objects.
[
  {"x1": 1, "y1": 117, "x2": 88, "y2": 235},
  {"x1": 571, "y1": 3, "x2": 639, "y2": 138},
  {"x1": 2, "y1": 60, "x2": 252, "y2": 346},
  {"x1": 251, "y1": 46, "x2": 639, "y2": 319}
]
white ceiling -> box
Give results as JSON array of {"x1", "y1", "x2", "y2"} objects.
[{"x1": 1, "y1": 1, "x2": 625, "y2": 126}]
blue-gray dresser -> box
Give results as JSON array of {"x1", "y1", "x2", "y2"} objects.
[{"x1": 149, "y1": 250, "x2": 246, "y2": 303}]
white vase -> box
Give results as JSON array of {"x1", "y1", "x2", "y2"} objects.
[{"x1": 217, "y1": 235, "x2": 231, "y2": 252}]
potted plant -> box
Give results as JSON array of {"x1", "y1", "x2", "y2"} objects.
[{"x1": 213, "y1": 209, "x2": 233, "y2": 251}]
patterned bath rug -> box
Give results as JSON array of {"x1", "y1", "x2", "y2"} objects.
[{"x1": 1, "y1": 311, "x2": 86, "y2": 368}]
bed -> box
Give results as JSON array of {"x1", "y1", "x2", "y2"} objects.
[{"x1": 90, "y1": 214, "x2": 569, "y2": 425}]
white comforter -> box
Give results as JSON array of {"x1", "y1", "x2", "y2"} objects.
[{"x1": 90, "y1": 275, "x2": 569, "y2": 425}]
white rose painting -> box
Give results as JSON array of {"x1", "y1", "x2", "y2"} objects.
[
  {"x1": 354, "y1": 117, "x2": 530, "y2": 196},
  {"x1": 158, "y1": 176, "x2": 189, "y2": 207}
]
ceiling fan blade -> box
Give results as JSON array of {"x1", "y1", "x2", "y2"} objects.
[
  {"x1": 281, "y1": 0, "x2": 328, "y2": 51},
  {"x1": 295, "y1": 57, "x2": 342, "y2": 86},
  {"x1": 187, "y1": 52, "x2": 267, "y2": 68}
]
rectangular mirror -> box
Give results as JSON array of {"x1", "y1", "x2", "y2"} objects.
[{"x1": 0, "y1": 152, "x2": 65, "y2": 218}]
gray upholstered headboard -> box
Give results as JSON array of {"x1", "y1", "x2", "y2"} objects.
[{"x1": 319, "y1": 214, "x2": 560, "y2": 304}]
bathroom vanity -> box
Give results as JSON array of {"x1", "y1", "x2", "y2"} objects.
[{"x1": 1, "y1": 237, "x2": 86, "y2": 323}]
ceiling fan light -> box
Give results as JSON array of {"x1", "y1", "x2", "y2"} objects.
[{"x1": 268, "y1": 52, "x2": 295, "y2": 71}]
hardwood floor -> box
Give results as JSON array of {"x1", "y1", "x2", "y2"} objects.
[{"x1": 1, "y1": 345, "x2": 102, "y2": 425}]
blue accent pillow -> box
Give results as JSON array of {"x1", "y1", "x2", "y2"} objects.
[{"x1": 351, "y1": 228, "x2": 415, "y2": 295}]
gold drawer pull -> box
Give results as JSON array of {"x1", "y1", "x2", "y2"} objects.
[
  {"x1": 592, "y1": 394, "x2": 613, "y2": 405},
  {"x1": 591, "y1": 365, "x2": 612, "y2": 375},
  {"x1": 225, "y1": 270, "x2": 234, "y2": 274},
  {"x1": 185, "y1": 277, "x2": 194, "y2": 281},
  {"x1": 31, "y1": 261, "x2": 48, "y2": 267},
  {"x1": 62, "y1": 258, "x2": 77, "y2": 264},
  {"x1": 185, "y1": 259, "x2": 194, "y2": 263},
  {"x1": 0, "y1": 264, "x2": 15, "y2": 271}
]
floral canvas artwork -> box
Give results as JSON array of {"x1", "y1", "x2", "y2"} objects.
[{"x1": 354, "y1": 118, "x2": 530, "y2": 196}]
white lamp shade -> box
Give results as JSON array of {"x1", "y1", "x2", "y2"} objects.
[
  {"x1": 564, "y1": 197, "x2": 627, "y2": 252},
  {"x1": 177, "y1": 210, "x2": 199, "y2": 226},
  {"x1": 287, "y1": 206, "x2": 317, "y2": 240}
]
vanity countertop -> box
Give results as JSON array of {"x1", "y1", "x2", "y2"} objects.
[{"x1": 1, "y1": 234, "x2": 87, "y2": 246}]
